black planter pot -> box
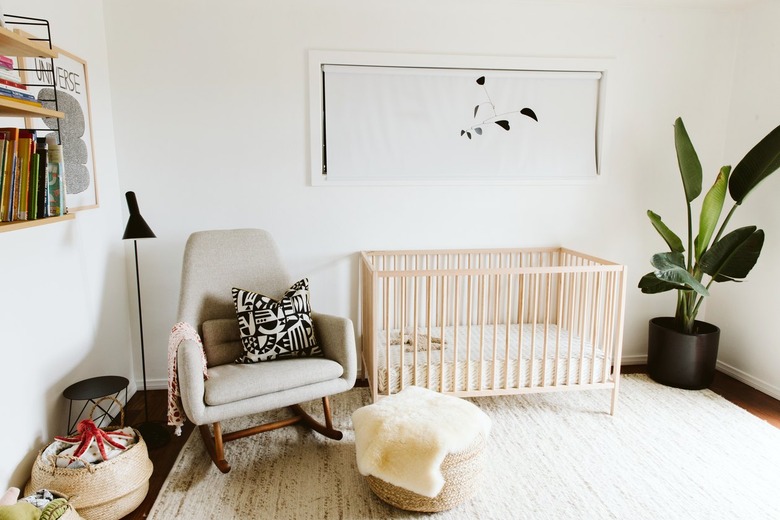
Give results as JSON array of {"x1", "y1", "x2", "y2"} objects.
[{"x1": 647, "y1": 317, "x2": 720, "y2": 390}]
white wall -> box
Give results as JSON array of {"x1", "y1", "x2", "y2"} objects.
[
  {"x1": 0, "y1": 1, "x2": 131, "y2": 489},
  {"x1": 102, "y1": 0, "x2": 741, "y2": 387},
  {"x1": 708, "y1": 0, "x2": 780, "y2": 397}
]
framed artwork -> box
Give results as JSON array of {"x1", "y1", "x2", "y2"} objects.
[
  {"x1": 309, "y1": 51, "x2": 612, "y2": 186},
  {"x1": 20, "y1": 47, "x2": 98, "y2": 211}
]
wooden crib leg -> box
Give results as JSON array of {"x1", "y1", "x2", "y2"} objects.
[{"x1": 610, "y1": 380, "x2": 620, "y2": 416}]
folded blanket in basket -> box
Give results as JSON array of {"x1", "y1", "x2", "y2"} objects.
[{"x1": 352, "y1": 385, "x2": 491, "y2": 498}]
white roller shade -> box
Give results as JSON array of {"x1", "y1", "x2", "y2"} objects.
[{"x1": 321, "y1": 64, "x2": 603, "y2": 182}]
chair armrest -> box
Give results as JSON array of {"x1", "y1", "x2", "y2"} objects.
[
  {"x1": 312, "y1": 312, "x2": 357, "y2": 388},
  {"x1": 177, "y1": 338, "x2": 208, "y2": 424}
]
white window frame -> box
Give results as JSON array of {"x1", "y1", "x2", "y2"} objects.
[{"x1": 308, "y1": 50, "x2": 613, "y2": 186}]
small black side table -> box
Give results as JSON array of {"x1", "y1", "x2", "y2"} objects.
[{"x1": 63, "y1": 375, "x2": 129, "y2": 434}]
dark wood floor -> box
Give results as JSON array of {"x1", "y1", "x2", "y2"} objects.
[{"x1": 118, "y1": 367, "x2": 780, "y2": 520}]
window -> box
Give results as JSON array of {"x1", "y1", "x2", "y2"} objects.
[{"x1": 309, "y1": 51, "x2": 611, "y2": 186}]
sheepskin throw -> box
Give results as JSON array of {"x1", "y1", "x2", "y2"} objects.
[{"x1": 352, "y1": 385, "x2": 491, "y2": 498}]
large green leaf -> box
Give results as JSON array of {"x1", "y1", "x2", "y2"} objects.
[
  {"x1": 674, "y1": 118, "x2": 702, "y2": 203},
  {"x1": 652, "y1": 251, "x2": 686, "y2": 269},
  {"x1": 729, "y1": 123, "x2": 780, "y2": 204},
  {"x1": 699, "y1": 226, "x2": 764, "y2": 282},
  {"x1": 695, "y1": 166, "x2": 730, "y2": 261},
  {"x1": 638, "y1": 272, "x2": 678, "y2": 294},
  {"x1": 647, "y1": 210, "x2": 684, "y2": 253},
  {"x1": 650, "y1": 252, "x2": 709, "y2": 296}
]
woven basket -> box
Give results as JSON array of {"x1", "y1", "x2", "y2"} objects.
[
  {"x1": 25, "y1": 397, "x2": 154, "y2": 520},
  {"x1": 366, "y1": 433, "x2": 485, "y2": 512}
]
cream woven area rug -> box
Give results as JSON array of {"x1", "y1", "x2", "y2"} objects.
[{"x1": 148, "y1": 375, "x2": 780, "y2": 519}]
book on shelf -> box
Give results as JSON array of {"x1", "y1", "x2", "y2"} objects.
[
  {"x1": 35, "y1": 137, "x2": 48, "y2": 219},
  {"x1": 0, "y1": 81, "x2": 30, "y2": 97},
  {"x1": 0, "y1": 135, "x2": 6, "y2": 220},
  {"x1": 27, "y1": 151, "x2": 40, "y2": 220},
  {"x1": 0, "y1": 56, "x2": 14, "y2": 70},
  {"x1": 0, "y1": 95, "x2": 42, "y2": 108},
  {"x1": 0, "y1": 86, "x2": 36, "y2": 102},
  {"x1": 0, "y1": 77, "x2": 27, "y2": 91},
  {"x1": 0, "y1": 67, "x2": 23, "y2": 84},
  {"x1": 14, "y1": 129, "x2": 35, "y2": 221},
  {"x1": 0, "y1": 127, "x2": 18, "y2": 222}
]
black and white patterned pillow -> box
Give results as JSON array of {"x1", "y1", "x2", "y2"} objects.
[{"x1": 232, "y1": 279, "x2": 323, "y2": 363}]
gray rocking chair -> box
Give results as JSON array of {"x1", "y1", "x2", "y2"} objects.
[{"x1": 174, "y1": 229, "x2": 357, "y2": 473}]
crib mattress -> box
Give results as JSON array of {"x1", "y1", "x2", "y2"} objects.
[{"x1": 373, "y1": 323, "x2": 611, "y2": 394}]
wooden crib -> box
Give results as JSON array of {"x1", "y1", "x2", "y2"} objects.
[{"x1": 360, "y1": 247, "x2": 627, "y2": 414}]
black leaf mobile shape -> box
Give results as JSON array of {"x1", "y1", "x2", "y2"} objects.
[{"x1": 461, "y1": 76, "x2": 538, "y2": 138}]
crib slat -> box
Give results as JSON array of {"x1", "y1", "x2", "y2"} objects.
[
  {"x1": 453, "y1": 274, "x2": 461, "y2": 393},
  {"x1": 478, "y1": 271, "x2": 486, "y2": 391},
  {"x1": 541, "y1": 272, "x2": 552, "y2": 388},
  {"x1": 577, "y1": 271, "x2": 588, "y2": 384},
  {"x1": 399, "y1": 274, "x2": 406, "y2": 392},
  {"x1": 566, "y1": 271, "x2": 575, "y2": 385},
  {"x1": 554, "y1": 272, "x2": 564, "y2": 386},
  {"x1": 412, "y1": 272, "x2": 419, "y2": 388},
  {"x1": 602, "y1": 271, "x2": 616, "y2": 384},
  {"x1": 426, "y1": 276, "x2": 433, "y2": 391},
  {"x1": 530, "y1": 273, "x2": 539, "y2": 387},
  {"x1": 589, "y1": 272, "x2": 601, "y2": 384},
  {"x1": 384, "y1": 274, "x2": 391, "y2": 396},
  {"x1": 503, "y1": 272, "x2": 513, "y2": 390},
  {"x1": 516, "y1": 272, "x2": 525, "y2": 390},
  {"x1": 440, "y1": 274, "x2": 447, "y2": 393},
  {"x1": 492, "y1": 272, "x2": 500, "y2": 390}
]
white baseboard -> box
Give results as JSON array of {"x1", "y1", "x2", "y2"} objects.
[
  {"x1": 125, "y1": 378, "x2": 167, "y2": 404},
  {"x1": 618, "y1": 354, "x2": 780, "y2": 401},
  {"x1": 620, "y1": 354, "x2": 647, "y2": 366},
  {"x1": 715, "y1": 360, "x2": 780, "y2": 401}
]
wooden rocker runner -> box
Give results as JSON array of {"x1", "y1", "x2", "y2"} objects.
[{"x1": 199, "y1": 397, "x2": 343, "y2": 473}]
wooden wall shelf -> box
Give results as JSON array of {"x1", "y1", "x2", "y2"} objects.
[
  {"x1": 0, "y1": 96, "x2": 63, "y2": 118},
  {"x1": 0, "y1": 214, "x2": 75, "y2": 232},
  {"x1": 0, "y1": 24, "x2": 57, "y2": 59}
]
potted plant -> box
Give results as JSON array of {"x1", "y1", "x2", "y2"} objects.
[{"x1": 639, "y1": 117, "x2": 780, "y2": 389}]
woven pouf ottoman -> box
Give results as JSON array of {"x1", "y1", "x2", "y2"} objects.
[{"x1": 353, "y1": 386, "x2": 491, "y2": 512}]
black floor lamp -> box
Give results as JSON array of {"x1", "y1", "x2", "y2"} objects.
[{"x1": 123, "y1": 191, "x2": 170, "y2": 449}]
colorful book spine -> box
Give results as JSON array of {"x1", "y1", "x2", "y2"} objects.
[
  {"x1": 0, "y1": 68, "x2": 23, "y2": 83},
  {"x1": 14, "y1": 130, "x2": 34, "y2": 220},
  {"x1": 0, "y1": 127, "x2": 19, "y2": 222},
  {"x1": 0, "y1": 135, "x2": 6, "y2": 219},
  {"x1": 47, "y1": 143, "x2": 64, "y2": 217},
  {"x1": 0, "y1": 86, "x2": 36, "y2": 102},
  {"x1": 0, "y1": 77, "x2": 27, "y2": 90},
  {"x1": 0, "y1": 96, "x2": 42, "y2": 108},
  {"x1": 35, "y1": 137, "x2": 48, "y2": 219},
  {"x1": 0, "y1": 82, "x2": 31, "y2": 97},
  {"x1": 27, "y1": 152, "x2": 40, "y2": 220},
  {"x1": 0, "y1": 56, "x2": 14, "y2": 69}
]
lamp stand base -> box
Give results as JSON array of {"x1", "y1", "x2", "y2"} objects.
[{"x1": 137, "y1": 421, "x2": 171, "y2": 449}]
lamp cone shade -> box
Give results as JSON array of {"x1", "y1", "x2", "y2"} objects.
[{"x1": 122, "y1": 191, "x2": 156, "y2": 239}]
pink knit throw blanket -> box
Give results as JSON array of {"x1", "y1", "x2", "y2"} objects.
[{"x1": 167, "y1": 322, "x2": 208, "y2": 436}]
